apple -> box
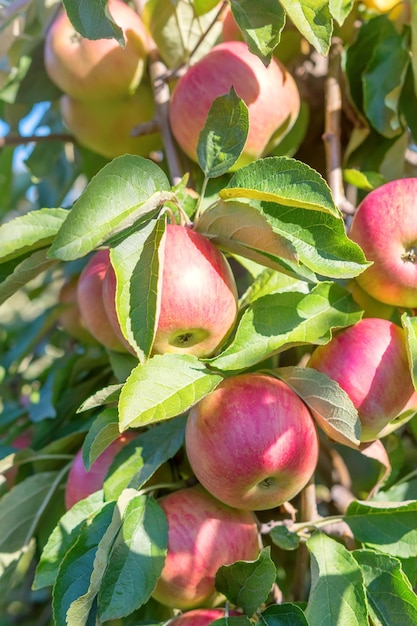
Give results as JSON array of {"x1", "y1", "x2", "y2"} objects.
[
  {"x1": 103, "y1": 224, "x2": 239, "y2": 357},
  {"x1": 60, "y1": 82, "x2": 162, "y2": 160},
  {"x1": 77, "y1": 250, "x2": 130, "y2": 352},
  {"x1": 185, "y1": 373, "x2": 319, "y2": 511},
  {"x1": 57, "y1": 275, "x2": 96, "y2": 343},
  {"x1": 44, "y1": 0, "x2": 149, "y2": 101},
  {"x1": 3, "y1": 431, "x2": 32, "y2": 490},
  {"x1": 170, "y1": 608, "x2": 240, "y2": 625},
  {"x1": 168, "y1": 40, "x2": 300, "y2": 169},
  {"x1": 346, "y1": 278, "x2": 396, "y2": 321},
  {"x1": 348, "y1": 178, "x2": 417, "y2": 308},
  {"x1": 151, "y1": 484, "x2": 259, "y2": 610},
  {"x1": 307, "y1": 317, "x2": 415, "y2": 442},
  {"x1": 65, "y1": 432, "x2": 137, "y2": 510}
]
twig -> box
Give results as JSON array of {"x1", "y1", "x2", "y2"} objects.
[
  {"x1": 322, "y1": 38, "x2": 355, "y2": 218},
  {"x1": 290, "y1": 477, "x2": 318, "y2": 601},
  {"x1": 0, "y1": 133, "x2": 75, "y2": 148}
]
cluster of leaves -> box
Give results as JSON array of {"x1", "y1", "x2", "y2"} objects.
[{"x1": 2, "y1": 1, "x2": 417, "y2": 625}]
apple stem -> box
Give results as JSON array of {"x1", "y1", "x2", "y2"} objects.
[
  {"x1": 322, "y1": 38, "x2": 356, "y2": 219},
  {"x1": 194, "y1": 175, "x2": 209, "y2": 222}
]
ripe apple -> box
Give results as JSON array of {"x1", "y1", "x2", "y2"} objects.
[
  {"x1": 103, "y1": 224, "x2": 239, "y2": 357},
  {"x1": 65, "y1": 432, "x2": 137, "y2": 510},
  {"x1": 151, "y1": 484, "x2": 259, "y2": 610},
  {"x1": 307, "y1": 317, "x2": 415, "y2": 442},
  {"x1": 77, "y1": 250, "x2": 130, "y2": 352},
  {"x1": 185, "y1": 373, "x2": 319, "y2": 511},
  {"x1": 168, "y1": 40, "x2": 300, "y2": 169},
  {"x1": 170, "y1": 608, "x2": 240, "y2": 625},
  {"x1": 60, "y1": 82, "x2": 162, "y2": 160},
  {"x1": 57, "y1": 275, "x2": 96, "y2": 343},
  {"x1": 348, "y1": 178, "x2": 417, "y2": 308},
  {"x1": 44, "y1": 0, "x2": 149, "y2": 101}
]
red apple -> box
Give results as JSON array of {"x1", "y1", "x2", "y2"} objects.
[
  {"x1": 57, "y1": 275, "x2": 96, "y2": 343},
  {"x1": 185, "y1": 373, "x2": 319, "y2": 511},
  {"x1": 60, "y1": 82, "x2": 162, "y2": 160},
  {"x1": 349, "y1": 178, "x2": 417, "y2": 307},
  {"x1": 170, "y1": 608, "x2": 240, "y2": 625},
  {"x1": 77, "y1": 250, "x2": 129, "y2": 352},
  {"x1": 168, "y1": 40, "x2": 300, "y2": 169},
  {"x1": 44, "y1": 0, "x2": 149, "y2": 101},
  {"x1": 307, "y1": 318, "x2": 415, "y2": 442},
  {"x1": 65, "y1": 432, "x2": 137, "y2": 510},
  {"x1": 152, "y1": 485, "x2": 259, "y2": 610},
  {"x1": 103, "y1": 224, "x2": 239, "y2": 357}
]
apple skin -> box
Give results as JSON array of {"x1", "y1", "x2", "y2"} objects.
[
  {"x1": 44, "y1": 0, "x2": 149, "y2": 101},
  {"x1": 58, "y1": 276, "x2": 97, "y2": 343},
  {"x1": 170, "y1": 608, "x2": 240, "y2": 625},
  {"x1": 349, "y1": 178, "x2": 417, "y2": 308},
  {"x1": 77, "y1": 250, "x2": 129, "y2": 352},
  {"x1": 65, "y1": 432, "x2": 137, "y2": 510},
  {"x1": 307, "y1": 318, "x2": 415, "y2": 442},
  {"x1": 60, "y1": 82, "x2": 162, "y2": 160},
  {"x1": 185, "y1": 373, "x2": 319, "y2": 511},
  {"x1": 151, "y1": 485, "x2": 259, "y2": 610},
  {"x1": 103, "y1": 224, "x2": 239, "y2": 358},
  {"x1": 168, "y1": 40, "x2": 300, "y2": 169}
]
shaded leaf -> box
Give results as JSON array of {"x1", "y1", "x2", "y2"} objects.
[
  {"x1": 359, "y1": 440, "x2": 392, "y2": 498},
  {"x1": 209, "y1": 281, "x2": 362, "y2": 372},
  {"x1": 198, "y1": 88, "x2": 249, "y2": 177},
  {"x1": 82, "y1": 408, "x2": 120, "y2": 470},
  {"x1": 261, "y1": 603, "x2": 309, "y2": 625},
  {"x1": 0, "y1": 248, "x2": 59, "y2": 305},
  {"x1": 402, "y1": 313, "x2": 417, "y2": 390},
  {"x1": 269, "y1": 525, "x2": 300, "y2": 551},
  {"x1": 215, "y1": 547, "x2": 276, "y2": 617},
  {"x1": 305, "y1": 532, "x2": 368, "y2": 625},
  {"x1": 62, "y1": 0, "x2": 124, "y2": 42},
  {"x1": 118, "y1": 353, "x2": 224, "y2": 429},
  {"x1": 274, "y1": 366, "x2": 361, "y2": 448}
]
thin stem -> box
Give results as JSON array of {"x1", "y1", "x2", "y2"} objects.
[
  {"x1": 193, "y1": 175, "x2": 209, "y2": 222},
  {"x1": 0, "y1": 133, "x2": 75, "y2": 148},
  {"x1": 291, "y1": 477, "x2": 318, "y2": 601}
]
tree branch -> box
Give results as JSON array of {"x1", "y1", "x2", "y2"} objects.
[{"x1": 0, "y1": 133, "x2": 75, "y2": 148}]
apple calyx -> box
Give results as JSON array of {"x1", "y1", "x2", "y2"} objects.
[
  {"x1": 401, "y1": 247, "x2": 417, "y2": 264},
  {"x1": 168, "y1": 328, "x2": 210, "y2": 349}
]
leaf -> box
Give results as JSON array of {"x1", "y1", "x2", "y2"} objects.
[
  {"x1": 82, "y1": 408, "x2": 120, "y2": 470},
  {"x1": 260, "y1": 603, "x2": 309, "y2": 625},
  {"x1": 343, "y1": 168, "x2": 386, "y2": 191},
  {"x1": 197, "y1": 88, "x2": 249, "y2": 177},
  {"x1": 118, "y1": 353, "x2": 224, "y2": 430},
  {"x1": 269, "y1": 525, "x2": 300, "y2": 551},
  {"x1": 33, "y1": 493, "x2": 106, "y2": 590},
  {"x1": 0, "y1": 541, "x2": 36, "y2": 612},
  {"x1": 209, "y1": 281, "x2": 362, "y2": 372},
  {"x1": 402, "y1": 313, "x2": 417, "y2": 390},
  {"x1": 329, "y1": 0, "x2": 355, "y2": 26},
  {"x1": 352, "y1": 549, "x2": 417, "y2": 626},
  {"x1": 48, "y1": 155, "x2": 171, "y2": 261},
  {"x1": 278, "y1": 0, "x2": 332, "y2": 56},
  {"x1": 229, "y1": 0, "x2": 286, "y2": 65},
  {"x1": 103, "y1": 415, "x2": 187, "y2": 501},
  {"x1": 110, "y1": 217, "x2": 166, "y2": 361},
  {"x1": 359, "y1": 440, "x2": 392, "y2": 498},
  {"x1": 345, "y1": 500, "x2": 417, "y2": 558},
  {"x1": 78, "y1": 384, "x2": 123, "y2": 413},
  {"x1": 62, "y1": 0, "x2": 124, "y2": 43},
  {"x1": 221, "y1": 156, "x2": 340, "y2": 217},
  {"x1": 0, "y1": 207, "x2": 68, "y2": 263},
  {"x1": 305, "y1": 532, "x2": 368, "y2": 626},
  {"x1": 273, "y1": 366, "x2": 361, "y2": 448},
  {"x1": 97, "y1": 495, "x2": 168, "y2": 621},
  {"x1": 0, "y1": 248, "x2": 59, "y2": 305},
  {"x1": 215, "y1": 547, "x2": 277, "y2": 617}
]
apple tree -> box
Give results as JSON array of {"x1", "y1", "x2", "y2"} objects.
[{"x1": 1, "y1": 0, "x2": 417, "y2": 624}]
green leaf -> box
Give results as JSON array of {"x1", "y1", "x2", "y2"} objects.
[
  {"x1": 273, "y1": 366, "x2": 361, "y2": 448},
  {"x1": 402, "y1": 313, "x2": 417, "y2": 391},
  {"x1": 0, "y1": 207, "x2": 68, "y2": 263},
  {"x1": 33, "y1": 493, "x2": 105, "y2": 590},
  {"x1": 52, "y1": 500, "x2": 116, "y2": 626},
  {"x1": 345, "y1": 500, "x2": 417, "y2": 558},
  {"x1": 363, "y1": 25, "x2": 409, "y2": 138},
  {"x1": 305, "y1": 532, "x2": 368, "y2": 626},
  {"x1": 0, "y1": 541, "x2": 36, "y2": 613},
  {"x1": 97, "y1": 495, "x2": 168, "y2": 621},
  {"x1": 260, "y1": 603, "x2": 309, "y2": 625},
  {"x1": 197, "y1": 88, "x2": 249, "y2": 178},
  {"x1": 110, "y1": 217, "x2": 166, "y2": 361},
  {"x1": 329, "y1": 0, "x2": 355, "y2": 26},
  {"x1": 209, "y1": 281, "x2": 362, "y2": 372},
  {"x1": 269, "y1": 525, "x2": 300, "y2": 551},
  {"x1": 229, "y1": 0, "x2": 286, "y2": 64},
  {"x1": 212, "y1": 618, "x2": 252, "y2": 626},
  {"x1": 62, "y1": 0, "x2": 124, "y2": 43},
  {"x1": 278, "y1": 0, "x2": 332, "y2": 56},
  {"x1": 82, "y1": 408, "x2": 120, "y2": 471},
  {"x1": 103, "y1": 415, "x2": 187, "y2": 501},
  {"x1": 343, "y1": 168, "x2": 386, "y2": 191},
  {"x1": 215, "y1": 547, "x2": 276, "y2": 617},
  {"x1": 0, "y1": 248, "x2": 59, "y2": 305},
  {"x1": 48, "y1": 155, "x2": 171, "y2": 261},
  {"x1": 352, "y1": 549, "x2": 417, "y2": 626},
  {"x1": 221, "y1": 156, "x2": 340, "y2": 217},
  {"x1": 118, "y1": 353, "x2": 224, "y2": 429}
]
